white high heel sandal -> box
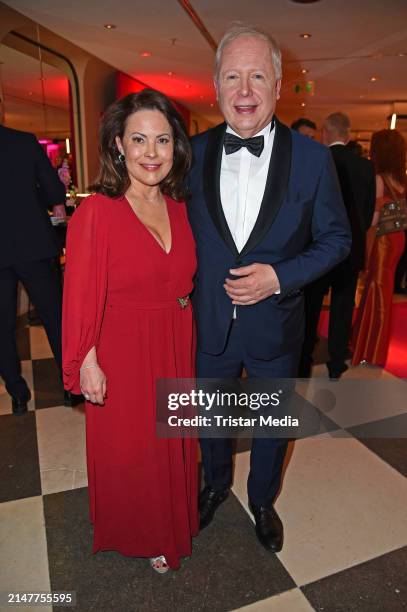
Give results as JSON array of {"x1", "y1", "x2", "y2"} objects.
[{"x1": 149, "y1": 555, "x2": 169, "y2": 574}]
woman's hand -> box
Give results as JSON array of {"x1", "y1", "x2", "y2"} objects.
[{"x1": 80, "y1": 347, "x2": 106, "y2": 405}]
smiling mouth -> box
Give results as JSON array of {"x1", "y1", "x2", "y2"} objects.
[
  {"x1": 234, "y1": 105, "x2": 258, "y2": 114},
  {"x1": 140, "y1": 164, "x2": 162, "y2": 171}
]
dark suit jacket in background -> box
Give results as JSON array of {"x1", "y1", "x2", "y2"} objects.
[
  {"x1": 329, "y1": 144, "x2": 375, "y2": 271},
  {"x1": 187, "y1": 119, "x2": 352, "y2": 361},
  {"x1": 0, "y1": 125, "x2": 66, "y2": 268}
]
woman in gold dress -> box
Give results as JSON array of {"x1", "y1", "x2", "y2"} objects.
[{"x1": 352, "y1": 129, "x2": 406, "y2": 366}]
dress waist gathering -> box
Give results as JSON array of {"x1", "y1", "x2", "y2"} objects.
[{"x1": 106, "y1": 295, "x2": 191, "y2": 311}]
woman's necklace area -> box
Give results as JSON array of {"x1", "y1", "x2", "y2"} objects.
[{"x1": 126, "y1": 190, "x2": 164, "y2": 210}]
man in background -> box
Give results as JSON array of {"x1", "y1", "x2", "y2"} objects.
[
  {"x1": 291, "y1": 117, "x2": 317, "y2": 139},
  {"x1": 0, "y1": 97, "x2": 73, "y2": 414},
  {"x1": 299, "y1": 112, "x2": 375, "y2": 378}
]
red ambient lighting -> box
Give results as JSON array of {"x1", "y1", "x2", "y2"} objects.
[
  {"x1": 134, "y1": 72, "x2": 212, "y2": 101},
  {"x1": 140, "y1": 51, "x2": 152, "y2": 58}
]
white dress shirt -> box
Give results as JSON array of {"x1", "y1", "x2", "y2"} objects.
[
  {"x1": 220, "y1": 121, "x2": 275, "y2": 253},
  {"x1": 220, "y1": 122, "x2": 277, "y2": 316}
]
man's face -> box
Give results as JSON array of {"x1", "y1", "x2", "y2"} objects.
[
  {"x1": 215, "y1": 36, "x2": 281, "y2": 138},
  {"x1": 298, "y1": 125, "x2": 316, "y2": 140}
]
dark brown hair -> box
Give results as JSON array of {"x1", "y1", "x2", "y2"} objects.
[
  {"x1": 370, "y1": 129, "x2": 406, "y2": 186},
  {"x1": 291, "y1": 117, "x2": 316, "y2": 131},
  {"x1": 90, "y1": 89, "x2": 191, "y2": 200}
]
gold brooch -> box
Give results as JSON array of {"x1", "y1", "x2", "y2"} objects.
[{"x1": 177, "y1": 296, "x2": 190, "y2": 309}]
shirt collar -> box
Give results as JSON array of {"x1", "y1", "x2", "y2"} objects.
[{"x1": 329, "y1": 141, "x2": 346, "y2": 147}]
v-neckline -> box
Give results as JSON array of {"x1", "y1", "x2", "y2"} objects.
[{"x1": 124, "y1": 195, "x2": 173, "y2": 255}]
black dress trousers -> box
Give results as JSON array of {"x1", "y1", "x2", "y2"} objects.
[{"x1": 0, "y1": 259, "x2": 63, "y2": 399}]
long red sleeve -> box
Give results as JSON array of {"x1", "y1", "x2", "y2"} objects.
[{"x1": 62, "y1": 194, "x2": 110, "y2": 394}]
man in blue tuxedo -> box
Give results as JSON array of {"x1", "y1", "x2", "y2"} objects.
[{"x1": 187, "y1": 25, "x2": 351, "y2": 552}]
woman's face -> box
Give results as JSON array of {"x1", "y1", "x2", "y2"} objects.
[{"x1": 115, "y1": 109, "x2": 174, "y2": 189}]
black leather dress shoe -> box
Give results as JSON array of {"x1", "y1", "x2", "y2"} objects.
[
  {"x1": 327, "y1": 361, "x2": 348, "y2": 380},
  {"x1": 199, "y1": 486, "x2": 229, "y2": 529},
  {"x1": 63, "y1": 391, "x2": 83, "y2": 407},
  {"x1": 12, "y1": 390, "x2": 31, "y2": 416},
  {"x1": 250, "y1": 502, "x2": 284, "y2": 552}
]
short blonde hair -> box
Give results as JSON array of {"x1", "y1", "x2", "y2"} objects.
[{"x1": 215, "y1": 23, "x2": 282, "y2": 81}]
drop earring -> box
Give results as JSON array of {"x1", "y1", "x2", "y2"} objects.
[{"x1": 118, "y1": 152, "x2": 125, "y2": 163}]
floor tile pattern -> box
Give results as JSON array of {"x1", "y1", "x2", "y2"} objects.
[{"x1": 1, "y1": 315, "x2": 407, "y2": 611}]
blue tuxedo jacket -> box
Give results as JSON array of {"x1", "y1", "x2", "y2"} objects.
[{"x1": 187, "y1": 119, "x2": 351, "y2": 360}]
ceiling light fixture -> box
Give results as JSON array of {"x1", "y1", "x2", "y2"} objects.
[
  {"x1": 370, "y1": 76, "x2": 378, "y2": 82},
  {"x1": 301, "y1": 102, "x2": 306, "y2": 107},
  {"x1": 300, "y1": 33, "x2": 312, "y2": 39},
  {"x1": 140, "y1": 51, "x2": 152, "y2": 57},
  {"x1": 301, "y1": 68, "x2": 309, "y2": 74},
  {"x1": 167, "y1": 71, "x2": 174, "y2": 76},
  {"x1": 104, "y1": 24, "x2": 116, "y2": 29}
]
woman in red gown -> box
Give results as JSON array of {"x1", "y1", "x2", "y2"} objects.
[
  {"x1": 352, "y1": 129, "x2": 406, "y2": 366},
  {"x1": 62, "y1": 90, "x2": 198, "y2": 572}
]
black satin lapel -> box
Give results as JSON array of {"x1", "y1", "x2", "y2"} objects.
[
  {"x1": 239, "y1": 118, "x2": 292, "y2": 259},
  {"x1": 203, "y1": 122, "x2": 239, "y2": 257}
]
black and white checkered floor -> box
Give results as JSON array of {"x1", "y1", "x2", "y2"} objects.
[{"x1": 1, "y1": 315, "x2": 407, "y2": 611}]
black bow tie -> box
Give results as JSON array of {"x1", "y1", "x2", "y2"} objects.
[{"x1": 224, "y1": 133, "x2": 264, "y2": 157}]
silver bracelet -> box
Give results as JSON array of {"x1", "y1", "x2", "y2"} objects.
[{"x1": 80, "y1": 363, "x2": 99, "y2": 371}]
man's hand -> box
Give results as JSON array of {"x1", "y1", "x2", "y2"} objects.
[
  {"x1": 52, "y1": 204, "x2": 66, "y2": 219},
  {"x1": 224, "y1": 263, "x2": 280, "y2": 305}
]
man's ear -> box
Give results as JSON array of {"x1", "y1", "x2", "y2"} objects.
[
  {"x1": 276, "y1": 79, "x2": 282, "y2": 101},
  {"x1": 213, "y1": 77, "x2": 219, "y2": 102}
]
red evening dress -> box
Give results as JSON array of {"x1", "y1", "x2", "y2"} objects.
[{"x1": 62, "y1": 193, "x2": 198, "y2": 569}]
